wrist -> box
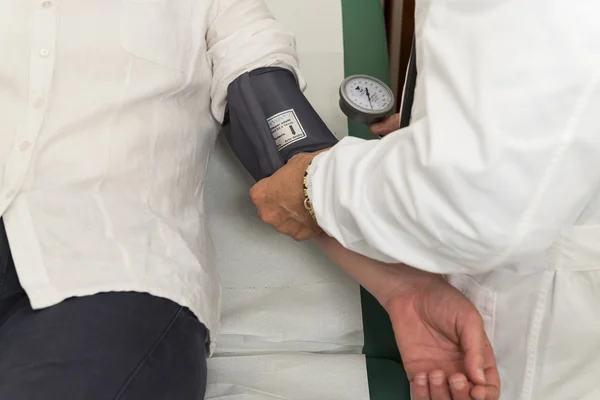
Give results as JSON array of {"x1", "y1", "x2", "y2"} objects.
[
  {"x1": 303, "y1": 161, "x2": 317, "y2": 223},
  {"x1": 377, "y1": 265, "x2": 445, "y2": 314},
  {"x1": 297, "y1": 148, "x2": 330, "y2": 225}
]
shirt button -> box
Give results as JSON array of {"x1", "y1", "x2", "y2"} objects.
[
  {"x1": 42, "y1": 0, "x2": 53, "y2": 7},
  {"x1": 39, "y1": 48, "x2": 50, "y2": 58},
  {"x1": 20, "y1": 141, "x2": 32, "y2": 152}
]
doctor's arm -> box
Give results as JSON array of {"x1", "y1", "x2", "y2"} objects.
[
  {"x1": 252, "y1": 29, "x2": 600, "y2": 276},
  {"x1": 209, "y1": 2, "x2": 500, "y2": 396}
]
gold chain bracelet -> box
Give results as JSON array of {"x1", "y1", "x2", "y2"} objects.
[{"x1": 303, "y1": 163, "x2": 317, "y2": 222}]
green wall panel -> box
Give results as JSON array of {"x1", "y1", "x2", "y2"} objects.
[{"x1": 340, "y1": 0, "x2": 411, "y2": 398}]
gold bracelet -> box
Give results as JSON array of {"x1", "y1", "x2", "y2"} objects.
[{"x1": 303, "y1": 163, "x2": 317, "y2": 222}]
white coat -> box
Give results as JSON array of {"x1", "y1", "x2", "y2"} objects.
[{"x1": 306, "y1": 1, "x2": 600, "y2": 399}]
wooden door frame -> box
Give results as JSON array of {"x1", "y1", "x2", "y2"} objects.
[{"x1": 384, "y1": 0, "x2": 414, "y2": 112}]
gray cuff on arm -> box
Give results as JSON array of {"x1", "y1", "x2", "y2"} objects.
[{"x1": 221, "y1": 67, "x2": 338, "y2": 181}]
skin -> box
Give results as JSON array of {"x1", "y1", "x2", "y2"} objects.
[
  {"x1": 251, "y1": 113, "x2": 501, "y2": 399},
  {"x1": 315, "y1": 235, "x2": 500, "y2": 400},
  {"x1": 247, "y1": 114, "x2": 399, "y2": 241}
]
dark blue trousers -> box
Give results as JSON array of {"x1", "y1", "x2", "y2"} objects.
[{"x1": 0, "y1": 220, "x2": 208, "y2": 400}]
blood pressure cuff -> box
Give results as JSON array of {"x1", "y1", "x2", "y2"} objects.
[{"x1": 221, "y1": 67, "x2": 339, "y2": 182}]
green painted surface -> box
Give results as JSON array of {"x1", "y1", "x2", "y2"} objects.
[
  {"x1": 341, "y1": 0, "x2": 392, "y2": 141},
  {"x1": 340, "y1": 0, "x2": 411, "y2": 398}
]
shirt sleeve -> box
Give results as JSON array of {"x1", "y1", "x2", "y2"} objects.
[
  {"x1": 306, "y1": 2, "x2": 600, "y2": 275},
  {"x1": 206, "y1": 0, "x2": 305, "y2": 123}
]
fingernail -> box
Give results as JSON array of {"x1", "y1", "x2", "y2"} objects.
[
  {"x1": 450, "y1": 378, "x2": 465, "y2": 390},
  {"x1": 371, "y1": 123, "x2": 382, "y2": 132},
  {"x1": 430, "y1": 373, "x2": 444, "y2": 386},
  {"x1": 415, "y1": 374, "x2": 427, "y2": 386},
  {"x1": 477, "y1": 368, "x2": 486, "y2": 383}
]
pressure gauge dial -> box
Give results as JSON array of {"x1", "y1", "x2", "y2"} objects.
[{"x1": 339, "y1": 75, "x2": 395, "y2": 125}]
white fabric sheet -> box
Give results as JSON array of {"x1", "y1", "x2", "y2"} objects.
[
  {"x1": 205, "y1": 0, "x2": 367, "y2": 397},
  {"x1": 206, "y1": 353, "x2": 369, "y2": 400}
]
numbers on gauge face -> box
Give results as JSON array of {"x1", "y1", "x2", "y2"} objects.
[{"x1": 345, "y1": 78, "x2": 392, "y2": 111}]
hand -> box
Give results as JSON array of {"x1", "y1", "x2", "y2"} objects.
[
  {"x1": 312, "y1": 236, "x2": 499, "y2": 399},
  {"x1": 370, "y1": 113, "x2": 400, "y2": 136},
  {"x1": 382, "y1": 271, "x2": 500, "y2": 400},
  {"x1": 250, "y1": 150, "x2": 328, "y2": 241}
]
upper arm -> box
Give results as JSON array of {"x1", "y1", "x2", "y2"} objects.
[{"x1": 206, "y1": 0, "x2": 303, "y2": 122}]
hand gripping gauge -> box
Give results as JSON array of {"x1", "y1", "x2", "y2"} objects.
[{"x1": 339, "y1": 74, "x2": 395, "y2": 125}]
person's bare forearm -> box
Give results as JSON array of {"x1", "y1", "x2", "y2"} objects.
[{"x1": 314, "y1": 235, "x2": 443, "y2": 309}]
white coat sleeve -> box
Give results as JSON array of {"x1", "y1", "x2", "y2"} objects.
[
  {"x1": 306, "y1": 2, "x2": 600, "y2": 275},
  {"x1": 206, "y1": 0, "x2": 305, "y2": 123}
]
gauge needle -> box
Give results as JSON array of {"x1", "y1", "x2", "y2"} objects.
[{"x1": 365, "y1": 88, "x2": 374, "y2": 110}]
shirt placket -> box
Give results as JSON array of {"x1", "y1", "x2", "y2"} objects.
[{"x1": 0, "y1": 0, "x2": 57, "y2": 213}]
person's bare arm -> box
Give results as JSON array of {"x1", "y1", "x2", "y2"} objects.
[
  {"x1": 314, "y1": 234, "x2": 435, "y2": 308},
  {"x1": 314, "y1": 234, "x2": 500, "y2": 400}
]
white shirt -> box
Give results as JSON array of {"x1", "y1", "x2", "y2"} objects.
[
  {"x1": 0, "y1": 0, "x2": 302, "y2": 353},
  {"x1": 308, "y1": 1, "x2": 600, "y2": 399}
]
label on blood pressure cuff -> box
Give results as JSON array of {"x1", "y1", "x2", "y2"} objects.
[{"x1": 267, "y1": 109, "x2": 307, "y2": 151}]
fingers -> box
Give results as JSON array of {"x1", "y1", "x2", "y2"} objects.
[
  {"x1": 480, "y1": 351, "x2": 501, "y2": 400},
  {"x1": 469, "y1": 367, "x2": 501, "y2": 400},
  {"x1": 410, "y1": 373, "x2": 430, "y2": 400},
  {"x1": 278, "y1": 222, "x2": 317, "y2": 241},
  {"x1": 485, "y1": 370, "x2": 501, "y2": 400},
  {"x1": 253, "y1": 191, "x2": 310, "y2": 238},
  {"x1": 264, "y1": 217, "x2": 320, "y2": 241},
  {"x1": 370, "y1": 113, "x2": 400, "y2": 136},
  {"x1": 428, "y1": 370, "x2": 451, "y2": 400},
  {"x1": 474, "y1": 364, "x2": 501, "y2": 400},
  {"x1": 250, "y1": 173, "x2": 320, "y2": 241},
  {"x1": 459, "y1": 312, "x2": 500, "y2": 400},
  {"x1": 249, "y1": 180, "x2": 266, "y2": 205},
  {"x1": 275, "y1": 219, "x2": 303, "y2": 236},
  {"x1": 448, "y1": 373, "x2": 471, "y2": 400},
  {"x1": 294, "y1": 226, "x2": 319, "y2": 241},
  {"x1": 459, "y1": 313, "x2": 487, "y2": 385},
  {"x1": 257, "y1": 208, "x2": 283, "y2": 227},
  {"x1": 471, "y1": 384, "x2": 500, "y2": 400},
  {"x1": 470, "y1": 385, "x2": 488, "y2": 400},
  {"x1": 463, "y1": 329, "x2": 501, "y2": 399},
  {"x1": 412, "y1": 371, "x2": 479, "y2": 400}
]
